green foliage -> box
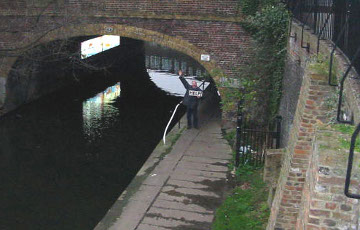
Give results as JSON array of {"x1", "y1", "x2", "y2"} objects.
[
  {"x1": 240, "y1": 0, "x2": 260, "y2": 16},
  {"x1": 223, "y1": 129, "x2": 237, "y2": 147},
  {"x1": 232, "y1": 1, "x2": 289, "y2": 121},
  {"x1": 309, "y1": 54, "x2": 338, "y2": 85},
  {"x1": 212, "y1": 167, "x2": 270, "y2": 230},
  {"x1": 239, "y1": 0, "x2": 280, "y2": 16},
  {"x1": 332, "y1": 124, "x2": 360, "y2": 153},
  {"x1": 333, "y1": 124, "x2": 355, "y2": 135},
  {"x1": 221, "y1": 1, "x2": 289, "y2": 121},
  {"x1": 219, "y1": 87, "x2": 243, "y2": 113}
]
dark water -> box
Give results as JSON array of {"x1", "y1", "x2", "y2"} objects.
[{"x1": 0, "y1": 40, "x2": 188, "y2": 229}]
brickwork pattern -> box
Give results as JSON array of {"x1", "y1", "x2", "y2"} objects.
[
  {"x1": 287, "y1": 21, "x2": 360, "y2": 125},
  {"x1": 0, "y1": 19, "x2": 252, "y2": 74},
  {"x1": 268, "y1": 69, "x2": 333, "y2": 230},
  {"x1": 268, "y1": 20, "x2": 360, "y2": 230},
  {"x1": 0, "y1": 1, "x2": 252, "y2": 112},
  {"x1": 0, "y1": 0, "x2": 240, "y2": 18},
  {"x1": 297, "y1": 127, "x2": 360, "y2": 230}
]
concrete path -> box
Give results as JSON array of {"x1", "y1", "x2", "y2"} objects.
[{"x1": 95, "y1": 115, "x2": 232, "y2": 230}]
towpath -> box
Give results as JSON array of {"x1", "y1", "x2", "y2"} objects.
[{"x1": 95, "y1": 113, "x2": 232, "y2": 230}]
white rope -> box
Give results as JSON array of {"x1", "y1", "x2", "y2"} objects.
[{"x1": 163, "y1": 102, "x2": 182, "y2": 145}]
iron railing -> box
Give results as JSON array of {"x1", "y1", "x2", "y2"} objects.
[
  {"x1": 286, "y1": 0, "x2": 360, "y2": 199},
  {"x1": 235, "y1": 101, "x2": 281, "y2": 167},
  {"x1": 345, "y1": 123, "x2": 360, "y2": 199},
  {"x1": 287, "y1": 0, "x2": 360, "y2": 73}
]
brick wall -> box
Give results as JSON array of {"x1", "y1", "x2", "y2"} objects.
[
  {"x1": 0, "y1": 18, "x2": 252, "y2": 75},
  {"x1": 267, "y1": 68, "x2": 334, "y2": 230},
  {"x1": 268, "y1": 20, "x2": 360, "y2": 229},
  {"x1": 0, "y1": 0, "x2": 240, "y2": 18},
  {"x1": 0, "y1": 3, "x2": 253, "y2": 112},
  {"x1": 296, "y1": 126, "x2": 360, "y2": 230}
]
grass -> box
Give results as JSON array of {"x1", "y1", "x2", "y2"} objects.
[
  {"x1": 213, "y1": 129, "x2": 270, "y2": 230},
  {"x1": 212, "y1": 166, "x2": 270, "y2": 230},
  {"x1": 333, "y1": 123, "x2": 355, "y2": 135},
  {"x1": 309, "y1": 54, "x2": 338, "y2": 85},
  {"x1": 332, "y1": 124, "x2": 360, "y2": 152},
  {"x1": 223, "y1": 128, "x2": 236, "y2": 148}
]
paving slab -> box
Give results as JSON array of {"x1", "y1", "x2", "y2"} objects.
[
  {"x1": 95, "y1": 116, "x2": 232, "y2": 230},
  {"x1": 181, "y1": 155, "x2": 229, "y2": 165},
  {"x1": 166, "y1": 179, "x2": 212, "y2": 189},
  {"x1": 146, "y1": 207, "x2": 213, "y2": 223},
  {"x1": 136, "y1": 224, "x2": 170, "y2": 230},
  {"x1": 161, "y1": 185, "x2": 220, "y2": 198},
  {"x1": 172, "y1": 168, "x2": 227, "y2": 179},
  {"x1": 169, "y1": 175, "x2": 224, "y2": 185},
  {"x1": 152, "y1": 199, "x2": 213, "y2": 214},
  {"x1": 176, "y1": 161, "x2": 228, "y2": 172},
  {"x1": 141, "y1": 216, "x2": 210, "y2": 230}
]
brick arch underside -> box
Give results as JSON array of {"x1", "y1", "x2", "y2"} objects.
[
  {"x1": 5, "y1": 18, "x2": 252, "y2": 78},
  {"x1": 2, "y1": 20, "x2": 252, "y2": 111}
]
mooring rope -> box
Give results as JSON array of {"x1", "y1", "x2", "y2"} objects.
[{"x1": 163, "y1": 102, "x2": 182, "y2": 145}]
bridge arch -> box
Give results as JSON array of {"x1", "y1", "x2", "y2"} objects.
[{"x1": 0, "y1": 23, "x2": 226, "y2": 112}]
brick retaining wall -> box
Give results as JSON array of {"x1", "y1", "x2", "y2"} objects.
[
  {"x1": 297, "y1": 126, "x2": 360, "y2": 229},
  {"x1": 268, "y1": 20, "x2": 360, "y2": 230},
  {"x1": 268, "y1": 68, "x2": 334, "y2": 230}
]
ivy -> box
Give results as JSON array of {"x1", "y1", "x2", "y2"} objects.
[
  {"x1": 222, "y1": 1, "x2": 289, "y2": 123},
  {"x1": 240, "y1": 0, "x2": 260, "y2": 16}
]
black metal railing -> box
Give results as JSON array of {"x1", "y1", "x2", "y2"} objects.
[
  {"x1": 287, "y1": 0, "x2": 360, "y2": 73},
  {"x1": 345, "y1": 123, "x2": 360, "y2": 199},
  {"x1": 286, "y1": 0, "x2": 360, "y2": 199},
  {"x1": 336, "y1": 45, "x2": 360, "y2": 124},
  {"x1": 235, "y1": 101, "x2": 281, "y2": 167}
]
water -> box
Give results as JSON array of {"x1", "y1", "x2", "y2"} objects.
[
  {"x1": 0, "y1": 72, "x2": 184, "y2": 230},
  {"x1": 0, "y1": 39, "x2": 211, "y2": 230}
]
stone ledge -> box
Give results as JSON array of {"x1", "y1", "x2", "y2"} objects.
[
  {"x1": 264, "y1": 148, "x2": 284, "y2": 187},
  {"x1": 299, "y1": 125, "x2": 360, "y2": 229}
]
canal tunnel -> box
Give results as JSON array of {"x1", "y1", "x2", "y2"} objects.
[{"x1": 0, "y1": 36, "x2": 220, "y2": 230}]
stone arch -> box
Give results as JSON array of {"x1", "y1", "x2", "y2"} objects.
[{"x1": 0, "y1": 23, "x2": 226, "y2": 112}]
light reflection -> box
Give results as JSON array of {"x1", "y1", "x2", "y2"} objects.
[
  {"x1": 82, "y1": 83, "x2": 121, "y2": 142},
  {"x1": 81, "y1": 35, "x2": 120, "y2": 59}
]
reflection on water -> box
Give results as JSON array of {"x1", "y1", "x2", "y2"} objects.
[
  {"x1": 145, "y1": 42, "x2": 206, "y2": 77},
  {"x1": 0, "y1": 39, "x2": 206, "y2": 230},
  {"x1": 83, "y1": 83, "x2": 121, "y2": 142},
  {"x1": 0, "y1": 75, "x2": 183, "y2": 230}
]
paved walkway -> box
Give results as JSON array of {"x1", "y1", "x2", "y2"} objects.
[{"x1": 96, "y1": 115, "x2": 232, "y2": 230}]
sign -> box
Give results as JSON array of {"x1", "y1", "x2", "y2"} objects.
[
  {"x1": 189, "y1": 90, "x2": 203, "y2": 97},
  {"x1": 105, "y1": 27, "x2": 114, "y2": 33},
  {"x1": 201, "y1": 54, "x2": 210, "y2": 62}
]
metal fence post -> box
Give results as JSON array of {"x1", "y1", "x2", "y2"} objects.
[
  {"x1": 345, "y1": 123, "x2": 360, "y2": 199},
  {"x1": 313, "y1": 0, "x2": 319, "y2": 33},
  {"x1": 235, "y1": 100, "x2": 243, "y2": 167},
  {"x1": 337, "y1": 45, "x2": 360, "y2": 124},
  {"x1": 275, "y1": 116, "x2": 282, "y2": 149}
]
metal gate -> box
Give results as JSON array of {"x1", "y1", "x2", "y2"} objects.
[{"x1": 235, "y1": 102, "x2": 282, "y2": 167}]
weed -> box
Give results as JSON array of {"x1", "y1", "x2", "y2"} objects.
[{"x1": 212, "y1": 167, "x2": 269, "y2": 230}]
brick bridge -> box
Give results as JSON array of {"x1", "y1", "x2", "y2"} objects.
[{"x1": 0, "y1": 0, "x2": 253, "y2": 112}]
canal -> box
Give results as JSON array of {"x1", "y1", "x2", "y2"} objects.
[{"x1": 0, "y1": 38, "x2": 207, "y2": 229}]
